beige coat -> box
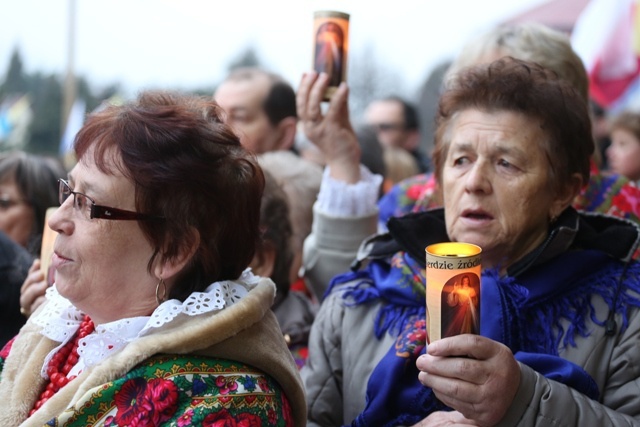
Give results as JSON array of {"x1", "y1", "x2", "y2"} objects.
[{"x1": 0, "y1": 278, "x2": 306, "y2": 427}]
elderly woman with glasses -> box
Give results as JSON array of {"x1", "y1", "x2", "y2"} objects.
[{"x1": 0, "y1": 91, "x2": 305, "y2": 426}]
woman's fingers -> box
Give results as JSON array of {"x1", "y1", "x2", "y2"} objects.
[
  {"x1": 417, "y1": 335, "x2": 520, "y2": 426},
  {"x1": 20, "y1": 262, "x2": 48, "y2": 317},
  {"x1": 296, "y1": 72, "x2": 315, "y2": 120},
  {"x1": 325, "y1": 81, "x2": 350, "y2": 125},
  {"x1": 20, "y1": 259, "x2": 41, "y2": 293}
]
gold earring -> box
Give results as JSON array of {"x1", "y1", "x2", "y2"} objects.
[{"x1": 155, "y1": 277, "x2": 167, "y2": 305}]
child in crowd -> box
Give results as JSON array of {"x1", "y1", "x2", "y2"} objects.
[{"x1": 607, "y1": 111, "x2": 640, "y2": 183}]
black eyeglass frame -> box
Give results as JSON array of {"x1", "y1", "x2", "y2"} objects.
[
  {"x1": 58, "y1": 179, "x2": 163, "y2": 221},
  {"x1": 373, "y1": 122, "x2": 408, "y2": 132}
]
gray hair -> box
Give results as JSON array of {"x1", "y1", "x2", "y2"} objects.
[{"x1": 447, "y1": 23, "x2": 589, "y2": 100}]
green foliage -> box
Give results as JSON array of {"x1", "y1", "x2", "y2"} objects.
[
  {"x1": 0, "y1": 47, "x2": 28, "y2": 98},
  {"x1": 1, "y1": 43, "x2": 410, "y2": 155},
  {"x1": 227, "y1": 46, "x2": 262, "y2": 72},
  {"x1": 27, "y1": 73, "x2": 63, "y2": 155},
  {"x1": 0, "y1": 47, "x2": 122, "y2": 156}
]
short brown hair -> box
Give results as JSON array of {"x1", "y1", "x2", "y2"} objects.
[
  {"x1": 75, "y1": 91, "x2": 265, "y2": 301},
  {"x1": 433, "y1": 57, "x2": 593, "y2": 194},
  {"x1": 223, "y1": 67, "x2": 297, "y2": 125},
  {"x1": 257, "y1": 170, "x2": 293, "y2": 295}
]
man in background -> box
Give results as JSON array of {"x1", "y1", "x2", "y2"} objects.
[
  {"x1": 364, "y1": 96, "x2": 430, "y2": 173},
  {"x1": 214, "y1": 67, "x2": 298, "y2": 154},
  {"x1": 214, "y1": 67, "x2": 323, "y2": 302}
]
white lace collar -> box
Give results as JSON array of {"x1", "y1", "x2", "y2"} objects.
[{"x1": 32, "y1": 269, "x2": 260, "y2": 378}]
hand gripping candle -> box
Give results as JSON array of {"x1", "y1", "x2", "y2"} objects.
[
  {"x1": 312, "y1": 10, "x2": 349, "y2": 101},
  {"x1": 425, "y1": 242, "x2": 481, "y2": 342}
]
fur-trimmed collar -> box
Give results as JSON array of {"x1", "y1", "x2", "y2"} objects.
[{"x1": 0, "y1": 278, "x2": 306, "y2": 426}]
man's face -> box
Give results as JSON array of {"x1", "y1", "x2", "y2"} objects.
[
  {"x1": 214, "y1": 74, "x2": 282, "y2": 154},
  {"x1": 364, "y1": 100, "x2": 411, "y2": 150}
]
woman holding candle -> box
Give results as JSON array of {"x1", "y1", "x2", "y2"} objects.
[
  {"x1": 301, "y1": 24, "x2": 640, "y2": 306},
  {"x1": 298, "y1": 59, "x2": 640, "y2": 426},
  {"x1": 0, "y1": 91, "x2": 305, "y2": 425}
]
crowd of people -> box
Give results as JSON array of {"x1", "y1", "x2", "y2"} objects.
[{"x1": 1, "y1": 20, "x2": 640, "y2": 427}]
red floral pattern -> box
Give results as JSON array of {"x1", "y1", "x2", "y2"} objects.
[
  {"x1": 395, "y1": 316, "x2": 427, "y2": 358},
  {"x1": 0, "y1": 337, "x2": 15, "y2": 360},
  {"x1": 177, "y1": 408, "x2": 194, "y2": 426},
  {"x1": 281, "y1": 392, "x2": 293, "y2": 426},
  {"x1": 610, "y1": 185, "x2": 640, "y2": 217},
  {"x1": 111, "y1": 377, "x2": 178, "y2": 426},
  {"x1": 216, "y1": 375, "x2": 239, "y2": 395},
  {"x1": 43, "y1": 354, "x2": 294, "y2": 426},
  {"x1": 203, "y1": 409, "x2": 263, "y2": 427},
  {"x1": 0, "y1": 337, "x2": 15, "y2": 373}
]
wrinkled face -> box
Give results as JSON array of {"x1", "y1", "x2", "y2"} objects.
[
  {"x1": 607, "y1": 128, "x2": 640, "y2": 181},
  {"x1": 364, "y1": 100, "x2": 411, "y2": 150},
  {"x1": 442, "y1": 109, "x2": 566, "y2": 270},
  {"x1": 0, "y1": 179, "x2": 35, "y2": 248},
  {"x1": 48, "y1": 147, "x2": 158, "y2": 324},
  {"x1": 214, "y1": 75, "x2": 281, "y2": 154}
]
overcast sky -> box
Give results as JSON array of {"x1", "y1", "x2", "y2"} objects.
[{"x1": 1, "y1": 0, "x2": 548, "y2": 97}]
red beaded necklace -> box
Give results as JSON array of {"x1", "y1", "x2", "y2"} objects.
[{"x1": 29, "y1": 315, "x2": 95, "y2": 417}]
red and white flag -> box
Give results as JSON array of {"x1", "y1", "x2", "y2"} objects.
[{"x1": 571, "y1": 0, "x2": 640, "y2": 111}]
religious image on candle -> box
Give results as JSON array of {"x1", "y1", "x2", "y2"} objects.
[
  {"x1": 425, "y1": 242, "x2": 481, "y2": 342},
  {"x1": 312, "y1": 10, "x2": 349, "y2": 101}
]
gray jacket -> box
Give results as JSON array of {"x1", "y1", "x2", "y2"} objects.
[
  {"x1": 302, "y1": 208, "x2": 640, "y2": 426},
  {"x1": 302, "y1": 202, "x2": 378, "y2": 302}
]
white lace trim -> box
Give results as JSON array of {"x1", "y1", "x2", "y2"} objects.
[
  {"x1": 32, "y1": 269, "x2": 260, "y2": 379},
  {"x1": 316, "y1": 164, "x2": 383, "y2": 216}
]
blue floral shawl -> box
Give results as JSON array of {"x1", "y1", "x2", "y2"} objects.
[{"x1": 327, "y1": 209, "x2": 640, "y2": 427}]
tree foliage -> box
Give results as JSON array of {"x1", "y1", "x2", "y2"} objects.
[
  {"x1": 0, "y1": 47, "x2": 28, "y2": 98},
  {"x1": 0, "y1": 46, "x2": 121, "y2": 155},
  {"x1": 227, "y1": 46, "x2": 262, "y2": 72},
  {"x1": 27, "y1": 73, "x2": 63, "y2": 154},
  {"x1": 347, "y1": 43, "x2": 405, "y2": 122},
  {"x1": 0, "y1": 43, "x2": 411, "y2": 155}
]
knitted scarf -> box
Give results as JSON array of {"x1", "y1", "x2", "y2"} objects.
[{"x1": 327, "y1": 248, "x2": 640, "y2": 426}]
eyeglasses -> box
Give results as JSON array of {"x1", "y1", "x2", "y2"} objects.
[
  {"x1": 58, "y1": 179, "x2": 163, "y2": 221},
  {"x1": 373, "y1": 123, "x2": 406, "y2": 132}
]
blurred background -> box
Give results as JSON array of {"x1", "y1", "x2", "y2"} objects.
[{"x1": 0, "y1": 0, "x2": 637, "y2": 159}]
